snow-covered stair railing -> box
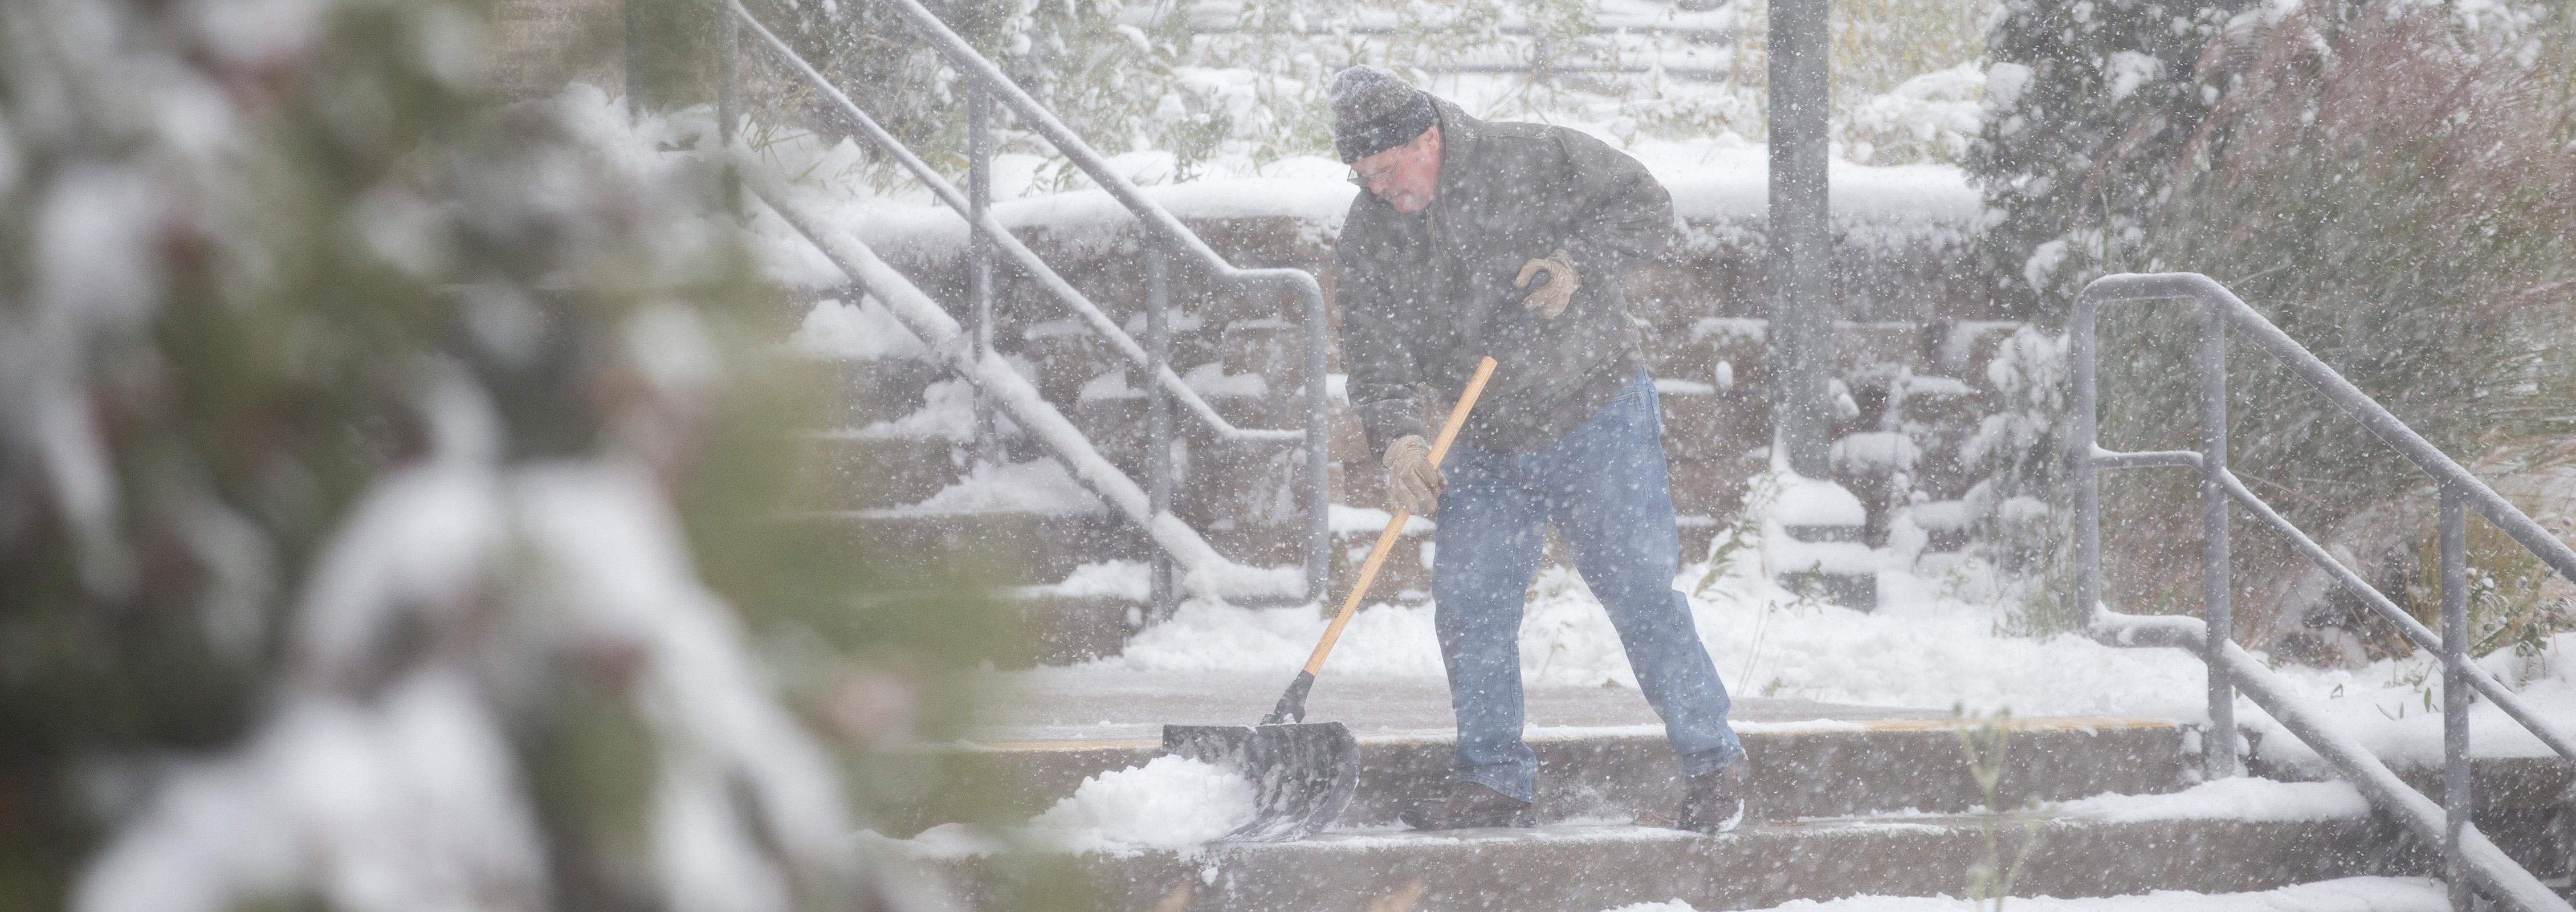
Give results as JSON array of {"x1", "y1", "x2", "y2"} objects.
[
  {"x1": 2069, "y1": 271, "x2": 2576, "y2": 912},
  {"x1": 724, "y1": 0, "x2": 1332, "y2": 608},
  {"x1": 737, "y1": 157, "x2": 1300, "y2": 603}
]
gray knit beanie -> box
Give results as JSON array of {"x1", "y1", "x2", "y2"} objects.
[{"x1": 1328, "y1": 66, "x2": 1437, "y2": 164}]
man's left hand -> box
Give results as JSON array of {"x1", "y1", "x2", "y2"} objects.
[{"x1": 1514, "y1": 249, "x2": 1580, "y2": 319}]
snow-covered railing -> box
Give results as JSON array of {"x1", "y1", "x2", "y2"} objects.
[
  {"x1": 725, "y1": 0, "x2": 1334, "y2": 608},
  {"x1": 734, "y1": 153, "x2": 1305, "y2": 604},
  {"x1": 2069, "y1": 271, "x2": 2576, "y2": 912}
]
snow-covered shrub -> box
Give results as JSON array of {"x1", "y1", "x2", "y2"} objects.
[
  {"x1": 1825, "y1": 0, "x2": 1994, "y2": 164},
  {"x1": 2077, "y1": 1, "x2": 2576, "y2": 653},
  {"x1": 0, "y1": 2, "x2": 1007, "y2": 909},
  {"x1": 1968, "y1": 0, "x2": 2253, "y2": 319}
]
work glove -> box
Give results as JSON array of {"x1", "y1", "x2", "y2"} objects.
[
  {"x1": 1513, "y1": 249, "x2": 1580, "y2": 319},
  {"x1": 1381, "y1": 434, "x2": 1443, "y2": 515}
]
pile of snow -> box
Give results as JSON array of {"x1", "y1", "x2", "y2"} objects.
[
  {"x1": 2251, "y1": 636, "x2": 2576, "y2": 771},
  {"x1": 877, "y1": 756, "x2": 1256, "y2": 859},
  {"x1": 842, "y1": 379, "x2": 977, "y2": 441},
  {"x1": 1023, "y1": 755, "x2": 1258, "y2": 853},
  {"x1": 2052, "y1": 778, "x2": 2370, "y2": 823},
  {"x1": 1602, "y1": 876, "x2": 2447, "y2": 912},
  {"x1": 1013, "y1": 560, "x2": 1154, "y2": 601},
  {"x1": 1758, "y1": 469, "x2": 1876, "y2": 580},
  {"x1": 788, "y1": 296, "x2": 924, "y2": 361}
]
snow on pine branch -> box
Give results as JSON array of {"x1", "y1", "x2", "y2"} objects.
[{"x1": 2, "y1": 2, "x2": 890, "y2": 910}]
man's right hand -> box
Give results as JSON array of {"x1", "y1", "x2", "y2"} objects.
[{"x1": 1381, "y1": 434, "x2": 1443, "y2": 515}]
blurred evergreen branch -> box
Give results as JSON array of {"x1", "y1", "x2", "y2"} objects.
[{"x1": 0, "y1": 0, "x2": 1021, "y2": 907}]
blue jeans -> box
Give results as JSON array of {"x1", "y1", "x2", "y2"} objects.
[{"x1": 1432, "y1": 369, "x2": 1743, "y2": 802}]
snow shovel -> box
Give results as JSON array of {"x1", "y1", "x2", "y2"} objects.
[{"x1": 1165, "y1": 356, "x2": 1499, "y2": 842}]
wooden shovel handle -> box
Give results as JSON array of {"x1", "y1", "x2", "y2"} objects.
[{"x1": 1298, "y1": 356, "x2": 1498, "y2": 677}]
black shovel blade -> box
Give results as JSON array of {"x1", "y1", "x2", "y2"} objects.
[{"x1": 1163, "y1": 722, "x2": 1359, "y2": 843}]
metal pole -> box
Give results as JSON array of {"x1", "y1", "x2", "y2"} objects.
[
  {"x1": 968, "y1": 87, "x2": 997, "y2": 465},
  {"x1": 716, "y1": 3, "x2": 741, "y2": 210},
  {"x1": 2069, "y1": 292, "x2": 2102, "y2": 630},
  {"x1": 718, "y1": 6, "x2": 740, "y2": 145},
  {"x1": 623, "y1": 0, "x2": 647, "y2": 119},
  {"x1": 2442, "y1": 483, "x2": 2473, "y2": 911},
  {"x1": 2198, "y1": 300, "x2": 2239, "y2": 779},
  {"x1": 1147, "y1": 247, "x2": 1176, "y2": 622},
  {"x1": 1766, "y1": 0, "x2": 1832, "y2": 478},
  {"x1": 1305, "y1": 267, "x2": 1331, "y2": 604}
]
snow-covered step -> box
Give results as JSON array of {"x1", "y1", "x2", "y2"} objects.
[
  {"x1": 878, "y1": 716, "x2": 2191, "y2": 837},
  {"x1": 796, "y1": 510, "x2": 1143, "y2": 587},
  {"x1": 797, "y1": 432, "x2": 963, "y2": 511},
  {"x1": 1623, "y1": 876, "x2": 2449, "y2": 912},
  {"x1": 908, "y1": 805, "x2": 2408, "y2": 911},
  {"x1": 786, "y1": 299, "x2": 943, "y2": 427}
]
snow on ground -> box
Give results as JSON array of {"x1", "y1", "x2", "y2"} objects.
[
  {"x1": 1074, "y1": 540, "x2": 2576, "y2": 772},
  {"x1": 1011, "y1": 559, "x2": 1152, "y2": 601},
  {"x1": 2050, "y1": 778, "x2": 2369, "y2": 823},
  {"x1": 863, "y1": 756, "x2": 1254, "y2": 860},
  {"x1": 786, "y1": 296, "x2": 924, "y2": 361},
  {"x1": 1601, "y1": 877, "x2": 2448, "y2": 912},
  {"x1": 1093, "y1": 549, "x2": 2216, "y2": 722},
  {"x1": 2255, "y1": 642, "x2": 2576, "y2": 772}
]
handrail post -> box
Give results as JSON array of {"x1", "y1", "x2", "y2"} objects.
[
  {"x1": 968, "y1": 85, "x2": 998, "y2": 465},
  {"x1": 2198, "y1": 297, "x2": 2240, "y2": 779},
  {"x1": 716, "y1": 2, "x2": 741, "y2": 211},
  {"x1": 2069, "y1": 291, "x2": 2104, "y2": 633},
  {"x1": 1304, "y1": 282, "x2": 1329, "y2": 604},
  {"x1": 2442, "y1": 483, "x2": 2473, "y2": 910},
  {"x1": 1147, "y1": 246, "x2": 1176, "y2": 622},
  {"x1": 2063, "y1": 272, "x2": 2575, "y2": 912}
]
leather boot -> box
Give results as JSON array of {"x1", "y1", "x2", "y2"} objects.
[{"x1": 1677, "y1": 758, "x2": 1751, "y2": 834}]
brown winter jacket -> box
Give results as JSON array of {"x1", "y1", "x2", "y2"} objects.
[{"x1": 1335, "y1": 100, "x2": 1676, "y2": 455}]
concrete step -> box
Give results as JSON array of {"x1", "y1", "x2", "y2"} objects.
[
  {"x1": 917, "y1": 814, "x2": 2416, "y2": 911},
  {"x1": 1000, "y1": 592, "x2": 1147, "y2": 667},
  {"x1": 796, "y1": 433, "x2": 964, "y2": 511},
  {"x1": 882, "y1": 717, "x2": 2187, "y2": 836},
  {"x1": 790, "y1": 510, "x2": 1144, "y2": 586},
  {"x1": 841, "y1": 586, "x2": 1144, "y2": 670},
  {"x1": 794, "y1": 355, "x2": 940, "y2": 428}
]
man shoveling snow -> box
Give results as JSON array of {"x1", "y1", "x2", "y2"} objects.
[{"x1": 1328, "y1": 66, "x2": 1752, "y2": 833}]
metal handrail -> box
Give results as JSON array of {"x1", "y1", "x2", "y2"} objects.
[
  {"x1": 736, "y1": 151, "x2": 1305, "y2": 602},
  {"x1": 731, "y1": 7, "x2": 1291, "y2": 447},
  {"x1": 2070, "y1": 271, "x2": 2576, "y2": 912},
  {"x1": 874, "y1": 0, "x2": 1331, "y2": 607},
  {"x1": 726, "y1": 0, "x2": 1332, "y2": 604}
]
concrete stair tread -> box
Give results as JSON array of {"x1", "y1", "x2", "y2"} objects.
[
  {"x1": 788, "y1": 510, "x2": 1140, "y2": 587},
  {"x1": 882, "y1": 671, "x2": 2189, "y2": 834},
  {"x1": 919, "y1": 812, "x2": 2406, "y2": 911},
  {"x1": 1223, "y1": 808, "x2": 2350, "y2": 845}
]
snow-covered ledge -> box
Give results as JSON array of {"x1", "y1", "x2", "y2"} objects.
[{"x1": 1756, "y1": 465, "x2": 1877, "y2": 611}]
